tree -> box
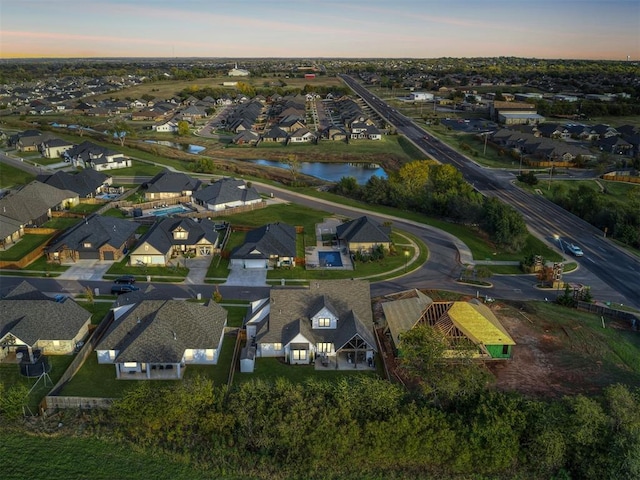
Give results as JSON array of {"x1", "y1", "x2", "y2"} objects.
[
  {"x1": 286, "y1": 154, "x2": 300, "y2": 185},
  {"x1": 108, "y1": 120, "x2": 131, "y2": 147},
  {"x1": 481, "y1": 197, "x2": 528, "y2": 252},
  {"x1": 177, "y1": 120, "x2": 190, "y2": 136}
]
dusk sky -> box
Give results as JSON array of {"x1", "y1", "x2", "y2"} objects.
[{"x1": 1, "y1": 0, "x2": 639, "y2": 60}]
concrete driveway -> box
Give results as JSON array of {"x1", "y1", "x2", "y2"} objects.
[
  {"x1": 57, "y1": 260, "x2": 112, "y2": 281},
  {"x1": 223, "y1": 266, "x2": 268, "y2": 286}
]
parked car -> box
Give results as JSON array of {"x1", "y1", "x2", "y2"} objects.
[
  {"x1": 111, "y1": 284, "x2": 140, "y2": 295},
  {"x1": 114, "y1": 275, "x2": 136, "y2": 284}
]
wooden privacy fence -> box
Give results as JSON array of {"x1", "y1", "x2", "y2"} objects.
[
  {"x1": 576, "y1": 301, "x2": 640, "y2": 325},
  {"x1": 602, "y1": 173, "x2": 640, "y2": 184},
  {"x1": 43, "y1": 396, "x2": 114, "y2": 411}
]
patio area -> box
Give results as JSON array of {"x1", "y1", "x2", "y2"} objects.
[
  {"x1": 305, "y1": 217, "x2": 353, "y2": 270},
  {"x1": 314, "y1": 351, "x2": 377, "y2": 371}
]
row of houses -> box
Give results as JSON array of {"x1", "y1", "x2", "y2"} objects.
[
  {"x1": 489, "y1": 129, "x2": 596, "y2": 163},
  {"x1": 1, "y1": 278, "x2": 515, "y2": 381}
]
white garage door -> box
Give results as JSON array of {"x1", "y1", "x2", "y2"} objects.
[{"x1": 243, "y1": 259, "x2": 268, "y2": 269}]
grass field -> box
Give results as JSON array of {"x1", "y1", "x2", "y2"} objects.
[
  {"x1": 0, "y1": 431, "x2": 207, "y2": 480},
  {"x1": 0, "y1": 161, "x2": 35, "y2": 188},
  {"x1": 0, "y1": 234, "x2": 52, "y2": 261}
]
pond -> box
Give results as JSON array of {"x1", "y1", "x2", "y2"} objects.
[
  {"x1": 144, "y1": 140, "x2": 206, "y2": 154},
  {"x1": 248, "y1": 159, "x2": 387, "y2": 184}
]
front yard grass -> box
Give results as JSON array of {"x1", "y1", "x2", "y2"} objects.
[{"x1": 106, "y1": 256, "x2": 189, "y2": 280}]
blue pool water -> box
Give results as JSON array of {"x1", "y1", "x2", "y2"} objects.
[
  {"x1": 318, "y1": 251, "x2": 343, "y2": 267},
  {"x1": 151, "y1": 205, "x2": 191, "y2": 216}
]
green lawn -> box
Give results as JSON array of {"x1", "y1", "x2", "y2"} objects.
[
  {"x1": 0, "y1": 355, "x2": 74, "y2": 413},
  {"x1": 102, "y1": 207, "x2": 128, "y2": 218},
  {"x1": 106, "y1": 256, "x2": 189, "y2": 279},
  {"x1": 42, "y1": 217, "x2": 82, "y2": 229},
  {"x1": 0, "y1": 431, "x2": 208, "y2": 480},
  {"x1": 4, "y1": 255, "x2": 69, "y2": 273},
  {"x1": 59, "y1": 332, "x2": 237, "y2": 397},
  {"x1": 69, "y1": 202, "x2": 105, "y2": 214},
  {"x1": 0, "y1": 161, "x2": 35, "y2": 188},
  {"x1": 234, "y1": 357, "x2": 381, "y2": 386},
  {"x1": 0, "y1": 234, "x2": 52, "y2": 261}
]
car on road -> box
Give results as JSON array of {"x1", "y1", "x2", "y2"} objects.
[
  {"x1": 111, "y1": 284, "x2": 140, "y2": 295},
  {"x1": 114, "y1": 275, "x2": 136, "y2": 284},
  {"x1": 566, "y1": 243, "x2": 584, "y2": 257}
]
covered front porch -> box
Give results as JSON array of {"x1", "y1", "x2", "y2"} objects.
[{"x1": 314, "y1": 350, "x2": 377, "y2": 371}]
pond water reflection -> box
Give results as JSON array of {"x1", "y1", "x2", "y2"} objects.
[
  {"x1": 144, "y1": 140, "x2": 205, "y2": 154},
  {"x1": 248, "y1": 159, "x2": 387, "y2": 184}
]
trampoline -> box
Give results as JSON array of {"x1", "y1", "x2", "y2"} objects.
[
  {"x1": 18, "y1": 349, "x2": 51, "y2": 377},
  {"x1": 318, "y1": 251, "x2": 343, "y2": 267}
]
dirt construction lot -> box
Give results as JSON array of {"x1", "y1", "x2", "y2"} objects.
[{"x1": 487, "y1": 301, "x2": 640, "y2": 397}]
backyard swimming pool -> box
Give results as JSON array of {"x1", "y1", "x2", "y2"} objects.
[
  {"x1": 150, "y1": 205, "x2": 192, "y2": 216},
  {"x1": 318, "y1": 251, "x2": 343, "y2": 267}
]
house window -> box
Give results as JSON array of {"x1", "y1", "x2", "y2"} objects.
[
  {"x1": 83, "y1": 242, "x2": 91, "y2": 248},
  {"x1": 123, "y1": 362, "x2": 137, "y2": 368},
  {"x1": 502, "y1": 345, "x2": 509, "y2": 355},
  {"x1": 173, "y1": 230, "x2": 187, "y2": 240},
  {"x1": 273, "y1": 343, "x2": 282, "y2": 351},
  {"x1": 206, "y1": 349, "x2": 214, "y2": 361},
  {"x1": 318, "y1": 317, "x2": 331, "y2": 328},
  {"x1": 53, "y1": 340, "x2": 60, "y2": 347},
  {"x1": 109, "y1": 351, "x2": 116, "y2": 360},
  {"x1": 317, "y1": 342, "x2": 333, "y2": 353},
  {"x1": 293, "y1": 350, "x2": 307, "y2": 361}
]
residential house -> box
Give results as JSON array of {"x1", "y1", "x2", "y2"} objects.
[
  {"x1": 335, "y1": 216, "x2": 392, "y2": 253},
  {"x1": 261, "y1": 126, "x2": 289, "y2": 143},
  {"x1": 192, "y1": 178, "x2": 262, "y2": 212},
  {"x1": 152, "y1": 120, "x2": 178, "y2": 133},
  {"x1": 320, "y1": 125, "x2": 348, "y2": 141},
  {"x1": 9, "y1": 130, "x2": 57, "y2": 152},
  {"x1": 45, "y1": 214, "x2": 138, "y2": 262},
  {"x1": 490, "y1": 101, "x2": 544, "y2": 125},
  {"x1": 142, "y1": 170, "x2": 202, "y2": 200},
  {"x1": 241, "y1": 280, "x2": 377, "y2": 372},
  {"x1": 288, "y1": 127, "x2": 316, "y2": 143},
  {"x1": 64, "y1": 141, "x2": 132, "y2": 171},
  {"x1": 230, "y1": 222, "x2": 297, "y2": 269},
  {"x1": 36, "y1": 169, "x2": 112, "y2": 198},
  {"x1": 96, "y1": 299, "x2": 227, "y2": 380},
  {"x1": 0, "y1": 181, "x2": 78, "y2": 247},
  {"x1": 39, "y1": 137, "x2": 74, "y2": 158},
  {"x1": 597, "y1": 136, "x2": 634, "y2": 155},
  {"x1": 382, "y1": 291, "x2": 515, "y2": 360},
  {"x1": 129, "y1": 217, "x2": 220, "y2": 266},
  {"x1": 0, "y1": 281, "x2": 91, "y2": 361},
  {"x1": 232, "y1": 130, "x2": 260, "y2": 145}
]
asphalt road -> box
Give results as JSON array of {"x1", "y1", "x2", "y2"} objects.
[{"x1": 339, "y1": 74, "x2": 640, "y2": 309}]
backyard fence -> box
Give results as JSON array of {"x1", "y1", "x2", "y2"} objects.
[
  {"x1": 42, "y1": 396, "x2": 114, "y2": 411},
  {"x1": 576, "y1": 301, "x2": 640, "y2": 326}
]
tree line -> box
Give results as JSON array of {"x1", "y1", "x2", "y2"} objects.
[{"x1": 332, "y1": 160, "x2": 529, "y2": 252}]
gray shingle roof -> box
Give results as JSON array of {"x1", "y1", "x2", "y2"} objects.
[
  {"x1": 335, "y1": 216, "x2": 391, "y2": 244},
  {"x1": 192, "y1": 178, "x2": 260, "y2": 206},
  {"x1": 0, "y1": 181, "x2": 77, "y2": 224},
  {"x1": 96, "y1": 300, "x2": 227, "y2": 363},
  {"x1": 143, "y1": 170, "x2": 201, "y2": 194},
  {"x1": 0, "y1": 282, "x2": 91, "y2": 345},
  {"x1": 255, "y1": 280, "x2": 375, "y2": 351},
  {"x1": 36, "y1": 169, "x2": 110, "y2": 198},
  {"x1": 134, "y1": 217, "x2": 219, "y2": 255},
  {"x1": 231, "y1": 222, "x2": 296, "y2": 260},
  {"x1": 46, "y1": 214, "x2": 138, "y2": 253}
]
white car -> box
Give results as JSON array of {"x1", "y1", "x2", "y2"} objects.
[{"x1": 566, "y1": 243, "x2": 584, "y2": 257}]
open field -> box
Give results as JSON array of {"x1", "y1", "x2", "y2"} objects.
[
  {"x1": 487, "y1": 301, "x2": 640, "y2": 397},
  {"x1": 0, "y1": 161, "x2": 36, "y2": 188}
]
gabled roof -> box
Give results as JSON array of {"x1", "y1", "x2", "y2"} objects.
[
  {"x1": 254, "y1": 280, "x2": 374, "y2": 347},
  {"x1": 192, "y1": 178, "x2": 260, "y2": 206},
  {"x1": 448, "y1": 301, "x2": 515, "y2": 346},
  {"x1": 143, "y1": 169, "x2": 201, "y2": 194},
  {"x1": 0, "y1": 181, "x2": 77, "y2": 223},
  {"x1": 335, "y1": 216, "x2": 391, "y2": 244},
  {"x1": 134, "y1": 217, "x2": 219, "y2": 255},
  {"x1": 36, "y1": 169, "x2": 110, "y2": 197},
  {"x1": 96, "y1": 300, "x2": 227, "y2": 363},
  {"x1": 65, "y1": 141, "x2": 122, "y2": 162},
  {"x1": 0, "y1": 282, "x2": 91, "y2": 346},
  {"x1": 45, "y1": 214, "x2": 138, "y2": 253},
  {"x1": 382, "y1": 290, "x2": 433, "y2": 346},
  {"x1": 263, "y1": 126, "x2": 288, "y2": 139},
  {"x1": 230, "y1": 222, "x2": 296, "y2": 260}
]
